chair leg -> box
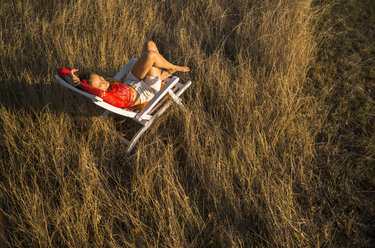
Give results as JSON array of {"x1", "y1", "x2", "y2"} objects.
[
  {"x1": 168, "y1": 89, "x2": 185, "y2": 110},
  {"x1": 126, "y1": 123, "x2": 150, "y2": 153},
  {"x1": 122, "y1": 81, "x2": 191, "y2": 153},
  {"x1": 126, "y1": 96, "x2": 174, "y2": 153}
]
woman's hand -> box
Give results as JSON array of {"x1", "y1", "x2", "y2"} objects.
[{"x1": 64, "y1": 69, "x2": 81, "y2": 86}]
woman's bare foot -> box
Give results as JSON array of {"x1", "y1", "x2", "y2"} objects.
[
  {"x1": 179, "y1": 66, "x2": 190, "y2": 72},
  {"x1": 160, "y1": 65, "x2": 190, "y2": 81},
  {"x1": 168, "y1": 65, "x2": 190, "y2": 74}
]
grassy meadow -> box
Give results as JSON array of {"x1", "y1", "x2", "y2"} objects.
[{"x1": 0, "y1": 0, "x2": 374, "y2": 247}]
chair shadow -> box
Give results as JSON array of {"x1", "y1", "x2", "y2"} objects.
[{"x1": 0, "y1": 79, "x2": 104, "y2": 118}]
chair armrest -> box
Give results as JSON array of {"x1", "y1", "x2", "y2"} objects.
[{"x1": 136, "y1": 76, "x2": 180, "y2": 120}]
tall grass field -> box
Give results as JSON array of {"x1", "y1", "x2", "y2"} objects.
[{"x1": 0, "y1": 0, "x2": 374, "y2": 247}]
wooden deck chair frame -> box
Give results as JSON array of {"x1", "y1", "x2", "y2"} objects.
[{"x1": 55, "y1": 58, "x2": 191, "y2": 153}]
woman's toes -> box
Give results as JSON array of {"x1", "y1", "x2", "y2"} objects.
[{"x1": 176, "y1": 66, "x2": 189, "y2": 72}]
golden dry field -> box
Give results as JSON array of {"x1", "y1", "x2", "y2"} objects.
[{"x1": 0, "y1": 0, "x2": 374, "y2": 247}]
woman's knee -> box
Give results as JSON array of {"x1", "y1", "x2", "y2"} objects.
[
  {"x1": 141, "y1": 49, "x2": 157, "y2": 61},
  {"x1": 142, "y1": 40, "x2": 158, "y2": 53}
]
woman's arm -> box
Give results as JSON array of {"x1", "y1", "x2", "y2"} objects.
[{"x1": 64, "y1": 69, "x2": 81, "y2": 86}]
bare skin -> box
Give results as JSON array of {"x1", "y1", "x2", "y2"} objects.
[
  {"x1": 64, "y1": 68, "x2": 80, "y2": 86},
  {"x1": 131, "y1": 41, "x2": 189, "y2": 80},
  {"x1": 89, "y1": 74, "x2": 110, "y2": 91}
]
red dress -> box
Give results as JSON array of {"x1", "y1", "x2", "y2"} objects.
[
  {"x1": 79, "y1": 82, "x2": 135, "y2": 109},
  {"x1": 57, "y1": 67, "x2": 135, "y2": 109}
]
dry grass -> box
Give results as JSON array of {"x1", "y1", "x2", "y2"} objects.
[{"x1": 0, "y1": 0, "x2": 374, "y2": 247}]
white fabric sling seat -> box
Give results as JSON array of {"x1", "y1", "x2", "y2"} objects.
[{"x1": 55, "y1": 58, "x2": 191, "y2": 153}]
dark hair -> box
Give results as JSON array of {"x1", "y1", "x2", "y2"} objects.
[{"x1": 78, "y1": 72, "x2": 94, "y2": 85}]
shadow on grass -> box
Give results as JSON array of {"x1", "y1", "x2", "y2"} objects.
[{"x1": 0, "y1": 79, "x2": 104, "y2": 118}]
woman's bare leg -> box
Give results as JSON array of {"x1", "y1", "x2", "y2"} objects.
[
  {"x1": 131, "y1": 41, "x2": 189, "y2": 80},
  {"x1": 146, "y1": 66, "x2": 174, "y2": 81},
  {"x1": 142, "y1": 41, "x2": 164, "y2": 79},
  {"x1": 142, "y1": 40, "x2": 159, "y2": 53}
]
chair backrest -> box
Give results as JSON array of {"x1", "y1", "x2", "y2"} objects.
[
  {"x1": 54, "y1": 74, "x2": 102, "y2": 102},
  {"x1": 55, "y1": 74, "x2": 142, "y2": 119},
  {"x1": 136, "y1": 76, "x2": 180, "y2": 120}
]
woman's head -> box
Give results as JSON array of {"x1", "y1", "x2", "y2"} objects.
[{"x1": 80, "y1": 72, "x2": 110, "y2": 91}]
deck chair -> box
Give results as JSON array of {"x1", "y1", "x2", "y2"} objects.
[{"x1": 55, "y1": 58, "x2": 191, "y2": 153}]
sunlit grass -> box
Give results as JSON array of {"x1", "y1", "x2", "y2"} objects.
[{"x1": 0, "y1": 0, "x2": 374, "y2": 247}]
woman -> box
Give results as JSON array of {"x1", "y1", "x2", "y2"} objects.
[{"x1": 62, "y1": 41, "x2": 189, "y2": 108}]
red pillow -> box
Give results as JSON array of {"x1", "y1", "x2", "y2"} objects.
[{"x1": 57, "y1": 67, "x2": 72, "y2": 79}]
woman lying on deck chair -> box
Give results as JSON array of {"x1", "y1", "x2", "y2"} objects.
[{"x1": 58, "y1": 41, "x2": 189, "y2": 109}]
